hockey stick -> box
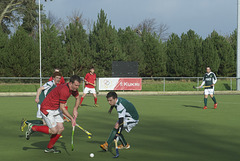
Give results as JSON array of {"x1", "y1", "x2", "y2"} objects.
[
  {"x1": 193, "y1": 85, "x2": 212, "y2": 89},
  {"x1": 63, "y1": 114, "x2": 92, "y2": 138},
  {"x1": 71, "y1": 117, "x2": 76, "y2": 151}
]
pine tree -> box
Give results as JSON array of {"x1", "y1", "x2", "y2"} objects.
[
  {"x1": 117, "y1": 27, "x2": 145, "y2": 76},
  {"x1": 89, "y1": 9, "x2": 124, "y2": 77},
  {"x1": 64, "y1": 19, "x2": 90, "y2": 76},
  {"x1": 202, "y1": 37, "x2": 220, "y2": 74},
  {"x1": 166, "y1": 33, "x2": 181, "y2": 76},
  {"x1": 41, "y1": 20, "x2": 68, "y2": 76},
  {"x1": 210, "y1": 31, "x2": 235, "y2": 76},
  {"x1": 3, "y1": 27, "x2": 39, "y2": 76},
  {"x1": 141, "y1": 31, "x2": 166, "y2": 76}
]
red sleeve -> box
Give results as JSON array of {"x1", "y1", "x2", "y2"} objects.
[
  {"x1": 85, "y1": 73, "x2": 89, "y2": 80},
  {"x1": 49, "y1": 77, "x2": 53, "y2": 81},
  {"x1": 94, "y1": 74, "x2": 96, "y2": 80},
  {"x1": 59, "y1": 87, "x2": 69, "y2": 104},
  {"x1": 60, "y1": 77, "x2": 65, "y2": 84}
]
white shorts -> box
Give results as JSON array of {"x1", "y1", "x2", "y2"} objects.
[
  {"x1": 36, "y1": 104, "x2": 42, "y2": 119},
  {"x1": 41, "y1": 109, "x2": 64, "y2": 128},
  {"x1": 123, "y1": 117, "x2": 139, "y2": 133},
  {"x1": 204, "y1": 88, "x2": 214, "y2": 95},
  {"x1": 83, "y1": 87, "x2": 96, "y2": 94}
]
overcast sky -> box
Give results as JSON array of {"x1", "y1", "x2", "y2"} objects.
[{"x1": 41, "y1": 0, "x2": 237, "y2": 38}]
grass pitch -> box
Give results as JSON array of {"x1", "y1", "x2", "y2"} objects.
[{"x1": 0, "y1": 95, "x2": 239, "y2": 161}]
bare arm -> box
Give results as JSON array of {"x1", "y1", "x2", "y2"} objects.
[
  {"x1": 60, "y1": 103, "x2": 75, "y2": 126},
  {"x1": 73, "y1": 95, "x2": 80, "y2": 118},
  {"x1": 35, "y1": 86, "x2": 45, "y2": 103}
]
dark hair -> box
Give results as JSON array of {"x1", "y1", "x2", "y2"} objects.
[
  {"x1": 106, "y1": 91, "x2": 118, "y2": 99},
  {"x1": 52, "y1": 72, "x2": 62, "y2": 78},
  {"x1": 90, "y1": 66, "x2": 94, "y2": 69},
  {"x1": 70, "y1": 75, "x2": 81, "y2": 83}
]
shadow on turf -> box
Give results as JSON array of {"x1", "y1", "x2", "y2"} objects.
[
  {"x1": 22, "y1": 141, "x2": 70, "y2": 155},
  {"x1": 183, "y1": 105, "x2": 202, "y2": 109},
  {"x1": 80, "y1": 104, "x2": 98, "y2": 108},
  {"x1": 86, "y1": 140, "x2": 119, "y2": 157},
  {"x1": 18, "y1": 132, "x2": 44, "y2": 138}
]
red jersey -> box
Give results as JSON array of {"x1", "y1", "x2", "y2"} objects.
[
  {"x1": 85, "y1": 72, "x2": 96, "y2": 88},
  {"x1": 41, "y1": 83, "x2": 79, "y2": 115},
  {"x1": 49, "y1": 76, "x2": 65, "y2": 86}
]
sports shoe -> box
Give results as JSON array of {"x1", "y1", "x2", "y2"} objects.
[
  {"x1": 203, "y1": 106, "x2": 207, "y2": 109},
  {"x1": 20, "y1": 118, "x2": 27, "y2": 132},
  {"x1": 100, "y1": 142, "x2": 108, "y2": 151},
  {"x1": 118, "y1": 143, "x2": 130, "y2": 150},
  {"x1": 94, "y1": 104, "x2": 99, "y2": 107},
  {"x1": 26, "y1": 123, "x2": 33, "y2": 140},
  {"x1": 44, "y1": 147, "x2": 61, "y2": 154},
  {"x1": 214, "y1": 103, "x2": 218, "y2": 109}
]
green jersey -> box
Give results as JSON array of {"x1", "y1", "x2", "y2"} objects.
[
  {"x1": 38, "y1": 80, "x2": 56, "y2": 104},
  {"x1": 115, "y1": 97, "x2": 139, "y2": 120},
  {"x1": 202, "y1": 72, "x2": 217, "y2": 89}
]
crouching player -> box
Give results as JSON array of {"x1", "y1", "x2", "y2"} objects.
[
  {"x1": 100, "y1": 91, "x2": 139, "y2": 151},
  {"x1": 25, "y1": 75, "x2": 81, "y2": 153}
]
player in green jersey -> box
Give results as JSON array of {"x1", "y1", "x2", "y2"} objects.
[
  {"x1": 100, "y1": 91, "x2": 139, "y2": 151},
  {"x1": 197, "y1": 67, "x2": 218, "y2": 109},
  {"x1": 20, "y1": 72, "x2": 62, "y2": 131}
]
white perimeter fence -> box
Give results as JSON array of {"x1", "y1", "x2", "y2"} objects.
[{"x1": 0, "y1": 77, "x2": 239, "y2": 92}]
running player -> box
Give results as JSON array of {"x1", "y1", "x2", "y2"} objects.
[
  {"x1": 100, "y1": 91, "x2": 139, "y2": 151},
  {"x1": 49, "y1": 68, "x2": 65, "y2": 86},
  {"x1": 80, "y1": 67, "x2": 98, "y2": 107},
  {"x1": 25, "y1": 75, "x2": 81, "y2": 153},
  {"x1": 20, "y1": 72, "x2": 62, "y2": 131},
  {"x1": 197, "y1": 67, "x2": 218, "y2": 109},
  {"x1": 49, "y1": 69, "x2": 69, "y2": 120}
]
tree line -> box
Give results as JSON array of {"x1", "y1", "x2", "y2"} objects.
[{"x1": 0, "y1": 7, "x2": 237, "y2": 77}]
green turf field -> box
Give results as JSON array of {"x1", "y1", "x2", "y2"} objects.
[{"x1": 0, "y1": 95, "x2": 240, "y2": 161}]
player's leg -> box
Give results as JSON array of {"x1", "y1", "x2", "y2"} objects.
[
  {"x1": 118, "y1": 118, "x2": 138, "y2": 149},
  {"x1": 45, "y1": 121, "x2": 64, "y2": 153},
  {"x1": 203, "y1": 89, "x2": 209, "y2": 109},
  {"x1": 210, "y1": 90, "x2": 217, "y2": 109},
  {"x1": 26, "y1": 111, "x2": 58, "y2": 140},
  {"x1": 21, "y1": 104, "x2": 44, "y2": 132},
  {"x1": 93, "y1": 93, "x2": 98, "y2": 107},
  {"x1": 80, "y1": 88, "x2": 88, "y2": 106},
  {"x1": 100, "y1": 122, "x2": 119, "y2": 151}
]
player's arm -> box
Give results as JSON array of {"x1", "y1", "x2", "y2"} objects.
[
  {"x1": 212, "y1": 73, "x2": 217, "y2": 86},
  {"x1": 108, "y1": 106, "x2": 115, "y2": 114},
  {"x1": 73, "y1": 95, "x2": 80, "y2": 118},
  {"x1": 35, "y1": 86, "x2": 45, "y2": 103},
  {"x1": 60, "y1": 103, "x2": 75, "y2": 126}
]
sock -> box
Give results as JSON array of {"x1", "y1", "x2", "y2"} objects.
[
  {"x1": 118, "y1": 133, "x2": 127, "y2": 146},
  {"x1": 47, "y1": 134, "x2": 61, "y2": 149},
  {"x1": 211, "y1": 96, "x2": 217, "y2": 104},
  {"x1": 80, "y1": 97, "x2": 84, "y2": 105},
  {"x1": 26, "y1": 120, "x2": 43, "y2": 125},
  {"x1": 204, "y1": 98, "x2": 207, "y2": 106},
  {"x1": 94, "y1": 97, "x2": 97, "y2": 104},
  {"x1": 107, "y1": 128, "x2": 117, "y2": 145},
  {"x1": 32, "y1": 125, "x2": 49, "y2": 134}
]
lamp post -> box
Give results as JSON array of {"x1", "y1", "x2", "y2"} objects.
[{"x1": 38, "y1": 0, "x2": 42, "y2": 87}]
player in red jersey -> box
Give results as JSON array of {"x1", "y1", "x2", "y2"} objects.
[
  {"x1": 25, "y1": 75, "x2": 81, "y2": 153},
  {"x1": 80, "y1": 67, "x2": 98, "y2": 107},
  {"x1": 49, "y1": 68, "x2": 65, "y2": 86},
  {"x1": 49, "y1": 69, "x2": 68, "y2": 120}
]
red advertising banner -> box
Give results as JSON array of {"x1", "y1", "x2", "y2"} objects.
[{"x1": 98, "y1": 78, "x2": 142, "y2": 90}]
